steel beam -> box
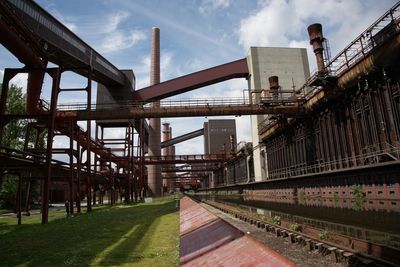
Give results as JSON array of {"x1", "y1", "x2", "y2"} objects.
[
  {"x1": 58, "y1": 104, "x2": 305, "y2": 120},
  {"x1": 132, "y1": 58, "x2": 249, "y2": 101}
]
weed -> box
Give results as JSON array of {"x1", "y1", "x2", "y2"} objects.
[
  {"x1": 290, "y1": 223, "x2": 302, "y2": 232},
  {"x1": 272, "y1": 216, "x2": 281, "y2": 225}
]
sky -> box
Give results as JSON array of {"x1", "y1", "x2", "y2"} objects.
[{"x1": 0, "y1": 0, "x2": 397, "y2": 156}]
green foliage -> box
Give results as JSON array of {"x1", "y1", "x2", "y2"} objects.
[
  {"x1": 0, "y1": 175, "x2": 18, "y2": 209},
  {"x1": 0, "y1": 84, "x2": 41, "y2": 210},
  {"x1": 298, "y1": 188, "x2": 305, "y2": 202},
  {"x1": 0, "y1": 175, "x2": 40, "y2": 210},
  {"x1": 351, "y1": 184, "x2": 365, "y2": 211},
  {"x1": 290, "y1": 223, "x2": 302, "y2": 232},
  {"x1": 0, "y1": 198, "x2": 179, "y2": 266},
  {"x1": 272, "y1": 215, "x2": 281, "y2": 225},
  {"x1": 318, "y1": 229, "x2": 329, "y2": 240},
  {"x1": 1, "y1": 84, "x2": 26, "y2": 149}
]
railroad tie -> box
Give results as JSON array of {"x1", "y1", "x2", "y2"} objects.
[
  {"x1": 295, "y1": 235, "x2": 303, "y2": 244},
  {"x1": 304, "y1": 238, "x2": 313, "y2": 251},
  {"x1": 315, "y1": 242, "x2": 324, "y2": 253},
  {"x1": 287, "y1": 232, "x2": 295, "y2": 243}
]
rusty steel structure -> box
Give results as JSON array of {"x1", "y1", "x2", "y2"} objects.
[{"x1": 0, "y1": 2, "x2": 399, "y2": 253}]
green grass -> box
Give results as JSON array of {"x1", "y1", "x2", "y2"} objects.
[{"x1": 0, "y1": 197, "x2": 179, "y2": 266}]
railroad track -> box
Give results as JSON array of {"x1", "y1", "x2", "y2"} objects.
[{"x1": 191, "y1": 196, "x2": 399, "y2": 267}]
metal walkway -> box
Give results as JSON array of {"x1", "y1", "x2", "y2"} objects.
[
  {"x1": 55, "y1": 97, "x2": 305, "y2": 120},
  {"x1": 0, "y1": 0, "x2": 126, "y2": 87}
]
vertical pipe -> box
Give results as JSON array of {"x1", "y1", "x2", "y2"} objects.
[
  {"x1": 148, "y1": 27, "x2": 161, "y2": 197},
  {"x1": 162, "y1": 122, "x2": 170, "y2": 192},
  {"x1": 25, "y1": 180, "x2": 32, "y2": 215},
  {"x1": 268, "y1": 76, "x2": 279, "y2": 99},
  {"x1": 76, "y1": 133, "x2": 81, "y2": 213},
  {"x1": 126, "y1": 124, "x2": 132, "y2": 203},
  {"x1": 42, "y1": 68, "x2": 60, "y2": 224},
  {"x1": 382, "y1": 84, "x2": 399, "y2": 145},
  {"x1": 307, "y1": 23, "x2": 326, "y2": 74},
  {"x1": 0, "y1": 70, "x2": 14, "y2": 143},
  {"x1": 16, "y1": 174, "x2": 22, "y2": 225},
  {"x1": 69, "y1": 120, "x2": 74, "y2": 214},
  {"x1": 86, "y1": 69, "x2": 92, "y2": 212}
]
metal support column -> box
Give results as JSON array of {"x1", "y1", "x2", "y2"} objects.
[
  {"x1": 42, "y1": 68, "x2": 60, "y2": 224},
  {"x1": 16, "y1": 173, "x2": 22, "y2": 225}
]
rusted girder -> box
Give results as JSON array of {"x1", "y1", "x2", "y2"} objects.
[
  {"x1": 57, "y1": 104, "x2": 305, "y2": 120},
  {"x1": 132, "y1": 58, "x2": 249, "y2": 101}
]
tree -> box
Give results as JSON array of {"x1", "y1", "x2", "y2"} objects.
[
  {"x1": 1, "y1": 83, "x2": 26, "y2": 149},
  {"x1": 0, "y1": 83, "x2": 40, "y2": 210}
]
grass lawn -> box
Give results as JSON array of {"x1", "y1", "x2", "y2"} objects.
[{"x1": 0, "y1": 197, "x2": 179, "y2": 266}]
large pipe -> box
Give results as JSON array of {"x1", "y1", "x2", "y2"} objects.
[
  {"x1": 268, "y1": 76, "x2": 279, "y2": 99},
  {"x1": 147, "y1": 27, "x2": 162, "y2": 197},
  {"x1": 338, "y1": 34, "x2": 400, "y2": 89},
  {"x1": 307, "y1": 23, "x2": 326, "y2": 74},
  {"x1": 162, "y1": 122, "x2": 170, "y2": 193}
]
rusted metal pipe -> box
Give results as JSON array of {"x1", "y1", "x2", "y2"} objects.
[
  {"x1": 268, "y1": 76, "x2": 279, "y2": 99},
  {"x1": 337, "y1": 34, "x2": 400, "y2": 89},
  {"x1": 307, "y1": 23, "x2": 326, "y2": 74}
]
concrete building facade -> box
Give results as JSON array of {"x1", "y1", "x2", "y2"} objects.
[{"x1": 247, "y1": 47, "x2": 310, "y2": 182}]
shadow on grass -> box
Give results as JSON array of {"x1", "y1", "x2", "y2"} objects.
[{"x1": 0, "y1": 199, "x2": 178, "y2": 266}]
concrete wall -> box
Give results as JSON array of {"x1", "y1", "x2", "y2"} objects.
[{"x1": 247, "y1": 47, "x2": 310, "y2": 182}]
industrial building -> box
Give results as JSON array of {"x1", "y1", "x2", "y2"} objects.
[
  {"x1": 0, "y1": 0, "x2": 400, "y2": 264},
  {"x1": 204, "y1": 119, "x2": 236, "y2": 155}
]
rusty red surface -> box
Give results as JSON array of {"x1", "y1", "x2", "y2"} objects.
[
  {"x1": 180, "y1": 196, "x2": 296, "y2": 267},
  {"x1": 132, "y1": 58, "x2": 249, "y2": 101}
]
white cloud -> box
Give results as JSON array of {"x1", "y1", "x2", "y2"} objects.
[
  {"x1": 135, "y1": 51, "x2": 181, "y2": 89},
  {"x1": 119, "y1": 1, "x2": 240, "y2": 55},
  {"x1": 103, "y1": 11, "x2": 130, "y2": 34},
  {"x1": 238, "y1": 0, "x2": 393, "y2": 61},
  {"x1": 101, "y1": 30, "x2": 146, "y2": 53},
  {"x1": 199, "y1": 0, "x2": 231, "y2": 14},
  {"x1": 94, "y1": 11, "x2": 147, "y2": 53}
]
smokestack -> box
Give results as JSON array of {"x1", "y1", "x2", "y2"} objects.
[
  {"x1": 148, "y1": 27, "x2": 161, "y2": 197},
  {"x1": 162, "y1": 122, "x2": 170, "y2": 156},
  {"x1": 307, "y1": 23, "x2": 326, "y2": 74},
  {"x1": 268, "y1": 76, "x2": 279, "y2": 99}
]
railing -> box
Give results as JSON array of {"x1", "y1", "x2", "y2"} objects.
[
  {"x1": 140, "y1": 154, "x2": 226, "y2": 162},
  {"x1": 325, "y1": 2, "x2": 400, "y2": 77},
  {"x1": 57, "y1": 97, "x2": 251, "y2": 111},
  {"x1": 267, "y1": 143, "x2": 400, "y2": 180},
  {"x1": 294, "y1": 2, "x2": 400, "y2": 101},
  {"x1": 0, "y1": 146, "x2": 103, "y2": 176}
]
